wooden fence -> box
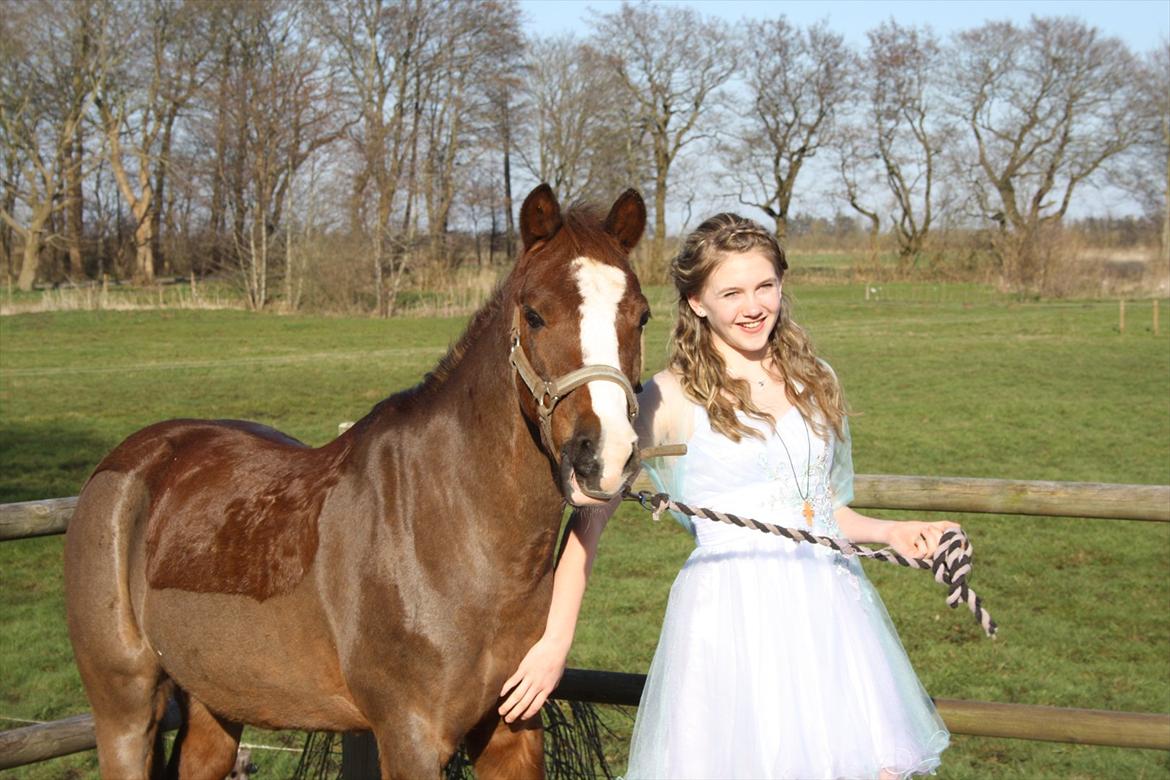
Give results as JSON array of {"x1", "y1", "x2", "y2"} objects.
[{"x1": 2, "y1": 475, "x2": 1169, "y2": 772}]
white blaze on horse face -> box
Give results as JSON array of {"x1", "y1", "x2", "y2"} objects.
[{"x1": 573, "y1": 257, "x2": 637, "y2": 493}]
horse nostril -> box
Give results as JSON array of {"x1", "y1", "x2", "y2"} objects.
[
  {"x1": 577, "y1": 436, "x2": 594, "y2": 454},
  {"x1": 571, "y1": 435, "x2": 600, "y2": 478}
]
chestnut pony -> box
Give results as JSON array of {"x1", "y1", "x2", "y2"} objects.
[{"x1": 64, "y1": 185, "x2": 649, "y2": 779}]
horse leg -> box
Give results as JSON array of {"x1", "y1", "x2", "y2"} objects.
[
  {"x1": 367, "y1": 714, "x2": 457, "y2": 780},
  {"x1": 465, "y1": 712, "x2": 544, "y2": 780},
  {"x1": 165, "y1": 692, "x2": 243, "y2": 780},
  {"x1": 79, "y1": 667, "x2": 171, "y2": 780}
]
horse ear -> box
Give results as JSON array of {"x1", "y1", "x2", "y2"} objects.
[
  {"x1": 519, "y1": 184, "x2": 562, "y2": 250},
  {"x1": 604, "y1": 189, "x2": 646, "y2": 250}
]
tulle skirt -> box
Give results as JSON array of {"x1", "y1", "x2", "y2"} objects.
[{"x1": 625, "y1": 533, "x2": 949, "y2": 779}]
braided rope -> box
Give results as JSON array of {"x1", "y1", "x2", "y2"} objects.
[{"x1": 627, "y1": 489, "x2": 997, "y2": 639}]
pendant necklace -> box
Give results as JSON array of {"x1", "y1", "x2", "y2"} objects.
[{"x1": 774, "y1": 412, "x2": 814, "y2": 526}]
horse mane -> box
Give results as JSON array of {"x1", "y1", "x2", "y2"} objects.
[
  {"x1": 423, "y1": 280, "x2": 509, "y2": 389},
  {"x1": 354, "y1": 204, "x2": 623, "y2": 424}
]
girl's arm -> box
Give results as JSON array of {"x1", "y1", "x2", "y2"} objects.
[
  {"x1": 497, "y1": 372, "x2": 685, "y2": 724},
  {"x1": 497, "y1": 500, "x2": 616, "y2": 723},
  {"x1": 834, "y1": 505, "x2": 959, "y2": 558}
]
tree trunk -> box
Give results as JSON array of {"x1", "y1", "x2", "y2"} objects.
[
  {"x1": 152, "y1": 111, "x2": 178, "y2": 276},
  {"x1": 502, "y1": 116, "x2": 515, "y2": 260},
  {"x1": 15, "y1": 201, "x2": 53, "y2": 291},
  {"x1": 773, "y1": 215, "x2": 788, "y2": 244},
  {"x1": 373, "y1": 226, "x2": 385, "y2": 318},
  {"x1": 867, "y1": 217, "x2": 881, "y2": 278},
  {"x1": 66, "y1": 126, "x2": 84, "y2": 278},
  {"x1": 17, "y1": 236, "x2": 40, "y2": 292},
  {"x1": 1162, "y1": 110, "x2": 1169, "y2": 270},
  {"x1": 653, "y1": 176, "x2": 667, "y2": 272},
  {"x1": 134, "y1": 201, "x2": 155, "y2": 283},
  {"x1": 1, "y1": 162, "x2": 15, "y2": 278}
]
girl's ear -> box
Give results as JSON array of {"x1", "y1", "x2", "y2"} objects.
[{"x1": 687, "y1": 295, "x2": 705, "y2": 318}]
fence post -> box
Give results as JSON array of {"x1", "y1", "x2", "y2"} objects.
[{"x1": 340, "y1": 733, "x2": 379, "y2": 780}]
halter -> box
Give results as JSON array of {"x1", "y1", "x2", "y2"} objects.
[{"x1": 508, "y1": 307, "x2": 639, "y2": 459}]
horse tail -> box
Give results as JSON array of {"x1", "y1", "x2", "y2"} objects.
[{"x1": 65, "y1": 463, "x2": 172, "y2": 778}]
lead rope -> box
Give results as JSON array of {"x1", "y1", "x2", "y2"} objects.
[{"x1": 623, "y1": 488, "x2": 998, "y2": 639}]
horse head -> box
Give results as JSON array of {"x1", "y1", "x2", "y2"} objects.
[{"x1": 510, "y1": 183, "x2": 649, "y2": 506}]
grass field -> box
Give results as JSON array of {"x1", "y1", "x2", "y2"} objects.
[{"x1": 1, "y1": 283, "x2": 1168, "y2": 778}]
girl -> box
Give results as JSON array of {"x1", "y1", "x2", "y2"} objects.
[{"x1": 499, "y1": 214, "x2": 952, "y2": 779}]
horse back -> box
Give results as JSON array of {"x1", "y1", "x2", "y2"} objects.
[{"x1": 87, "y1": 419, "x2": 347, "y2": 602}]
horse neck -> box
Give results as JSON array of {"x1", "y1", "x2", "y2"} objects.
[{"x1": 409, "y1": 302, "x2": 564, "y2": 517}]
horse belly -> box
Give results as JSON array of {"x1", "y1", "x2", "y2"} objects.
[{"x1": 142, "y1": 587, "x2": 366, "y2": 731}]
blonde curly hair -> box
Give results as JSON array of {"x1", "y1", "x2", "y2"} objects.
[{"x1": 668, "y1": 213, "x2": 847, "y2": 442}]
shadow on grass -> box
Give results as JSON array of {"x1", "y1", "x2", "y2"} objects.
[{"x1": 0, "y1": 421, "x2": 119, "y2": 503}]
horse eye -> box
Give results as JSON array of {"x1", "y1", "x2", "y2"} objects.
[
  {"x1": 638, "y1": 310, "x2": 651, "y2": 329},
  {"x1": 524, "y1": 307, "x2": 545, "y2": 329}
]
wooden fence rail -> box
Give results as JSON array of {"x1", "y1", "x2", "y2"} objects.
[
  {"x1": 551, "y1": 669, "x2": 1170, "y2": 751},
  {"x1": 3, "y1": 475, "x2": 1168, "y2": 770},
  {"x1": 3, "y1": 668, "x2": 1168, "y2": 770},
  {"x1": 0, "y1": 707, "x2": 182, "y2": 771},
  {"x1": 2, "y1": 476, "x2": 1168, "y2": 543}
]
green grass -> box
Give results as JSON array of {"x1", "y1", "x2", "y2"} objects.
[{"x1": 1, "y1": 286, "x2": 1168, "y2": 778}]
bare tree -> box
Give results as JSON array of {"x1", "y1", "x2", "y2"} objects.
[
  {"x1": 317, "y1": 0, "x2": 433, "y2": 316},
  {"x1": 0, "y1": 128, "x2": 19, "y2": 279},
  {"x1": 1153, "y1": 42, "x2": 1170, "y2": 269},
  {"x1": 0, "y1": 0, "x2": 109, "y2": 290},
  {"x1": 62, "y1": 13, "x2": 96, "y2": 281},
  {"x1": 592, "y1": 2, "x2": 735, "y2": 267},
  {"x1": 834, "y1": 124, "x2": 883, "y2": 274},
  {"x1": 864, "y1": 20, "x2": 953, "y2": 266},
  {"x1": 218, "y1": 0, "x2": 345, "y2": 309},
  {"x1": 483, "y1": 37, "x2": 523, "y2": 261},
  {"x1": 518, "y1": 35, "x2": 631, "y2": 204},
  {"x1": 950, "y1": 17, "x2": 1142, "y2": 287},
  {"x1": 97, "y1": 0, "x2": 216, "y2": 282},
  {"x1": 1113, "y1": 41, "x2": 1170, "y2": 269},
  {"x1": 723, "y1": 18, "x2": 854, "y2": 242},
  {"x1": 419, "y1": 0, "x2": 522, "y2": 271}
]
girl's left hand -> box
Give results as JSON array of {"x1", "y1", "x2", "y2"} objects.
[{"x1": 886, "y1": 520, "x2": 961, "y2": 559}]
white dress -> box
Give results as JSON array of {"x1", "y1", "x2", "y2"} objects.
[{"x1": 626, "y1": 404, "x2": 949, "y2": 779}]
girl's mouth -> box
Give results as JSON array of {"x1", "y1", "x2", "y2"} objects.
[{"x1": 737, "y1": 319, "x2": 766, "y2": 332}]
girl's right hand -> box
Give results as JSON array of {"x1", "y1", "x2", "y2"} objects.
[{"x1": 497, "y1": 634, "x2": 570, "y2": 724}]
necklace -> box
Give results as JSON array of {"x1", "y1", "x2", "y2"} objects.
[{"x1": 774, "y1": 412, "x2": 814, "y2": 526}]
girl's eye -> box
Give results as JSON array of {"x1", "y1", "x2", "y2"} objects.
[{"x1": 524, "y1": 307, "x2": 545, "y2": 329}]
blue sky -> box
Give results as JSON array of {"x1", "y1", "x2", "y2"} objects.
[
  {"x1": 515, "y1": 0, "x2": 1166, "y2": 224},
  {"x1": 520, "y1": 0, "x2": 1169, "y2": 51}
]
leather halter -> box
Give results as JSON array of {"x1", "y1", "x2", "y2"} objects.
[{"x1": 508, "y1": 307, "x2": 639, "y2": 458}]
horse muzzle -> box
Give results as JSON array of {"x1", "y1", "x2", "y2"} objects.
[{"x1": 560, "y1": 438, "x2": 639, "y2": 506}]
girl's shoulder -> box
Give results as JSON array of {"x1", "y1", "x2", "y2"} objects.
[{"x1": 636, "y1": 369, "x2": 695, "y2": 448}]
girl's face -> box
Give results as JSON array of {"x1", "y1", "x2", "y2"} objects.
[{"x1": 688, "y1": 250, "x2": 782, "y2": 363}]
